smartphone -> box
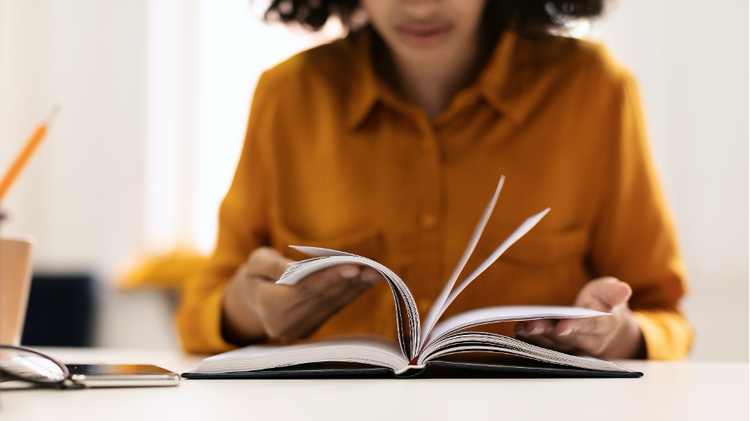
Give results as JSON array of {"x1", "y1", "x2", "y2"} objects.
[{"x1": 65, "y1": 364, "x2": 180, "y2": 388}]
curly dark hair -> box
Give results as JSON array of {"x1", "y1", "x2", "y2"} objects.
[{"x1": 264, "y1": 0, "x2": 606, "y2": 37}]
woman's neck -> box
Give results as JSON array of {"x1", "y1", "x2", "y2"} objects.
[{"x1": 376, "y1": 32, "x2": 489, "y2": 120}]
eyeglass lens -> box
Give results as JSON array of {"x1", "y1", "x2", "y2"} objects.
[{"x1": 0, "y1": 347, "x2": 67, "y2": 383}]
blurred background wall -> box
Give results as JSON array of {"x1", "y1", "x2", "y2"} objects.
[{"x1": 0, "y1": 0, "x2": 746, "y2": 360}]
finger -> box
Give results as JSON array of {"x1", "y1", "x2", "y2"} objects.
[
  {"x1": 520, "y1": 322, "x2": 606, "y2": 356},
  {"x1": 266, "y1": 265, "x2": 369, "y2": 318},
  {"x1": 246, "y1": 247, "x2": 294, "y2": 280},
  {"x1": 360, "y1": 267, "x2": 384, "y2": 285},
  {"x1": 295, "y1": 264, "x2": 372, "y2": 298},
  {"x1": 520, "y1": 332, "x2": 577, "y2": 354},
  {"x1": 551, "y1": 313, "x2": 623, "y2": 357},
  {"x1": 253, "y1": 263, "x2": 379, "y2": 342},
  {"x1": 275, "y1": 266, "x2": 373, "y2": 340},
  {"x1": 513, "y1": 321, "x2": 527, "y2": 334},
  {"x1": 554, "y1": 316, "x2": 603, "y2": 337},
  {"x1": 575, "y1": 277, "x2": 632, "y2": 311},
  {"x1": 515, "y1": 319, "x2": 556, "y2": 337}
]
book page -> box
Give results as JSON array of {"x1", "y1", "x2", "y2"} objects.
[
  {"x1": 424, "y1": 305, "x2": 608, "y2": 347},
  {"x1": 420, "y1": 207, "x2": 551, "y2": 345},
  {"x1": 418, "y1": 331, "x2": 634, "y2": 373},
  {"x1": 421, "y1": 176, "x2": 505, "y2": 342},
  {"x1": 192, "y1": 336, "x2": 408, "y2": 374},
  {"x1": 276, "y1": 248, "x2": 421, "y2": 359}
]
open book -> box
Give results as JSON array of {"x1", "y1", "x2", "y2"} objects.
[{"x1": 184, "y1": 177, "x2": 641, "y2": 379}]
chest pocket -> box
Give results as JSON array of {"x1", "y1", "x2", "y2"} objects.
[
  {"x1": 269, "y1": 217, "x2": 385, "y2": 263},
  {"x1": 497, "y1": 225, "x2": 589, "y2": 268},
  {"x1": 453, "y1": 225, "x2": 591, "y2": 308}
]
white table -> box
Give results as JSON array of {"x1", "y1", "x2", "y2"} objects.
[{"x1": 1, "y1": 348, "x2": 747, "y2": 421}]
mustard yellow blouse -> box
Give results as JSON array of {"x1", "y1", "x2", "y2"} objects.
[{"x1": 177, "y1": 29, "x2": 692, "y2": 359}]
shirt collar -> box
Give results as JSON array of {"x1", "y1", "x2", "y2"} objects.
[
  {"x1": 346, "y1": 29, "x2": 382, "y2": 130},
  {"x1": 474, "y1": 30, "x2": 527, "y2": 123},
  {"x1": 347, "y1": 29, "x2": 539, "y2": 129}
]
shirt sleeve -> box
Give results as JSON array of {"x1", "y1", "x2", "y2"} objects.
[
  {"x1": 176, "y1": 72, "x2": 274, "y2": 354},
  {"x1": 589, "y1": 70, "x2": 693, "y2": 360}
]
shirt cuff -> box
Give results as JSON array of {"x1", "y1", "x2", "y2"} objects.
[
  {"x1": 632, "y1": 309, "x2": 693, "y2": 360},
  {"x1": 177, "y1": 287, "x2": 236, "y2": 355}
]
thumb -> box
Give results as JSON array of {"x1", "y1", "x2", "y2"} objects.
[{"x1": 575, "y1": 277, "x2": 632, "y2": 311}]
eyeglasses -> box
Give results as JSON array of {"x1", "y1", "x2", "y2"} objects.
[{"x1": 0, "y1": 345, "x2": 82, "y2": 389}]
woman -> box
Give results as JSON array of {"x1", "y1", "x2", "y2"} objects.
[{"x1": 177, "y1": 0, "x2": 691, "y2": 360}]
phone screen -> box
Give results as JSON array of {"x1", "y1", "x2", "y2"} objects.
[{"x1": 65, "y1": 364, "x2": 180, "y2": 388}]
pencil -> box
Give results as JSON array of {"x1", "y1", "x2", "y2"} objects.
[{"x1": 0, "y1": 106, "x2": 60, "y2": 204}]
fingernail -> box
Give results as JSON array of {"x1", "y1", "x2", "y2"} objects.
[
  {"x1": 530, "y1": 326, "x2": 545, "y2": 335},
  {"x1": 361, "y1": 269, "x2": 383, "y2": 285},
  {"x1": 559, "y1": 327, "x2": 572, "y2": 336},
  {"x1": 339, "y1": 266, "x2": 359, "y2": 279}
]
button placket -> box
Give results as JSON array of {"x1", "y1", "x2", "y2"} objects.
[{"x1": 411, "y1": 116, "x2": 443, "y2": 294}]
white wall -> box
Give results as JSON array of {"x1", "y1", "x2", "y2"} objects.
[
  {"x1": 143, "y1": 0, "x2": 341, "y2": 254},
  {"x1": 0, "y1": 1, "x2": 171, "y2": 348},
  {"x1": 593, "y1": 0, "x2": 749, "y2": 361},
  {"x1": 0, "y1": 0, "x2": 341, "y2": 350},
  {"x1": 0, "y1": 0, "x2": 747, "y2": 360},
  {"x1": 0, "y1": 0, "x2": 148, "y2": 271}
]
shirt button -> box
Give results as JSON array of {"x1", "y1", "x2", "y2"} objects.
[
  {"x1": 417, "y1": 298, "x2": 432, "y2": 314},
  {"x1": 420, "y1": 213, "x2": 438, "y2": 230}
]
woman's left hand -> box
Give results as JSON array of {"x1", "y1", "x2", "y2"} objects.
[{"x1": 514, "y1": 277, "x2": 646, "y2": 359}]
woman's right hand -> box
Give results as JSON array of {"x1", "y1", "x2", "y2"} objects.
[{"x1": 221, "y1": 247, "x2": 383, "y2": 344}]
